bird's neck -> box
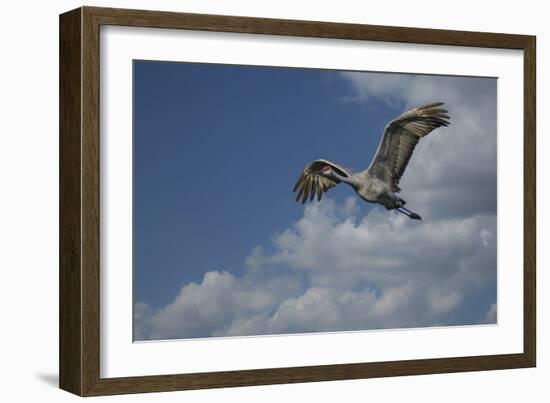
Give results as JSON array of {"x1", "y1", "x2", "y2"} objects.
[{"x1": 332, "y1": 172, "x2": 360, "y2": 189}]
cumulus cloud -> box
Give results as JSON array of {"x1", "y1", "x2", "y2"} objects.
[
  {"x1": 339, "y1": 71, "x2": 497, "y2": 220},
  {"x1": 135, "y1": 71, "x2": 497, "y2": 341},
  {"x1": 137, "y1": 269, "x2": 303, "y2": 340},
  {"x1": 136, "y1": 198, "x2": 496, "y2": 340}
]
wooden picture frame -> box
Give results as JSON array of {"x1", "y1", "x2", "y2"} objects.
[{"x1": 59, "y1": 6, "x2": 536, "y2": 396}]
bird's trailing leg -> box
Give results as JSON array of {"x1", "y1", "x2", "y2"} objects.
[
  {"x1": 396, "y1": 207, "x2": 422, "y2": 220},
  {"x1": 394, "y1": 198, "x2": 421, "y2": 220}
]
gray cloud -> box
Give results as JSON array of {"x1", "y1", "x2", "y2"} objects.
[{"x1": 135, "y1": 71, "x2": 497, "y2": 340}]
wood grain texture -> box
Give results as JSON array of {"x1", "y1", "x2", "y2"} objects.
[
  {"x1": 86, "y1": 5, "x2": 532, "y2": 49},
  {"x1": 81, "y1": 7, "x2": 102, "y2": 396},
  {"x1": 523, "y1": 38, "x2": 536, "y2": 367},
  {"x1": 85, "y1": 354, "x2": 531, "y2": 396},
  {"x1": 59, "y1": 5, "x2": 537, "y2": 396},
  {"x1": 59, "y1": 8, "x2": 82, "y2": 396}
]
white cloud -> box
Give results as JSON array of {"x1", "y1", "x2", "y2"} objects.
[
  {"x1": 339, "y1": 72, "x2": 497, "y2": 220},
  {"x1": 136, "y1": 198, "x2": 496, "y2": 340},
  {"x1": 139, "y1": 270, "x2": 302, "y2": 340},
  {"x1": 480, "y1": 229, "x2": 493, "y2": 246},
  {"x1": 135, "y1": 72, "x2": 497, "y2": 340}
]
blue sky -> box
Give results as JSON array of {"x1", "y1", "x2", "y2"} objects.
[
  {"x1": 133, "y1": 61, "x2": 497, "y2": 340},
  {"x1": 134, "y1": 62, "x2": 396, "y2": 307}
]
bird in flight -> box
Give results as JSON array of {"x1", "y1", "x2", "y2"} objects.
[{"x1": 293, "y1": 102, "x2": 450, "y2": 220}]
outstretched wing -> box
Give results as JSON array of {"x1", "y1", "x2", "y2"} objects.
[
  {"x1": 293, "y1": 159, "x2": 351, "y2": 203},
  {"x1": 366, "y1": 102, "x2": 450, "y2": 192}
]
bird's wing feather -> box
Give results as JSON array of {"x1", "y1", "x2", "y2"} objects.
[
  {"x1": 366, "y1": 102, "x2": 450, "y2": 192},
  {"x1": 293, "y1": 159, "x2": 351, "y2": 203}
]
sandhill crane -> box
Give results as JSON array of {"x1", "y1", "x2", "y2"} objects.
[{"x1": 293, "y1": 102, "x2": 450, "y2": 220}]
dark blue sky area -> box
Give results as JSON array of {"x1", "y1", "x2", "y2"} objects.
[{"x1": 133, "y1": 61, "x2": 400, "y2": 308}]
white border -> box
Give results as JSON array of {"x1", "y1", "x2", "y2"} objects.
[{"x1": 100, "y1": 25, "x2": 524, "y2": 378}]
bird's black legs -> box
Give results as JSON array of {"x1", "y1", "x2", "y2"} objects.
[
  {"x1": 400, "y1": 205, "x2": 416, "y2": 216},
  {"x1": 393, "y1": 198, "x2": 421, "y2": 220},
  {"x1": 396, "y1": 207, "x2": 422, "y2": 220}
]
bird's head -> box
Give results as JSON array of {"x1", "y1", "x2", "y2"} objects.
[{"x1": 321, "y1": 165, "x2": 333, "y2": 176}]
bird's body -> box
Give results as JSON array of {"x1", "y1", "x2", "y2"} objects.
[
  {"x1": 293, "y1": 103, "x2": 451, "y2": 220},
  {"x1": 356, "y1": 173, "x2": 399, "y2": 207}
]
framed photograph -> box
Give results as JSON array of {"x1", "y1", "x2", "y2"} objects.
[{"x1": 59, "y1": 6, "x2": 536, "y2": 396}]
